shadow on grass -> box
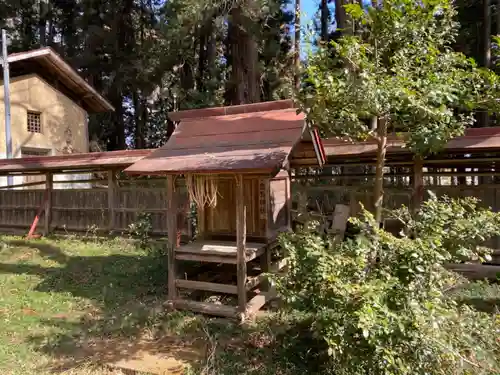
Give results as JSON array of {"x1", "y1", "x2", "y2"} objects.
[
  {"x1": 455, "y1": 297, "x2": 500, "y2": 314},
  {"x1": 189, "y1": 316, "x2": 332, "y2": 375},
  {"x1": 450, "y1": 281, "x2": 500, "y2": 314},
  {"x1": 0, "y1": 239, "x2": 209, "y2": 373},
  {"x1": 0, "y1": 239, "x2": 332, "y2": 374}
]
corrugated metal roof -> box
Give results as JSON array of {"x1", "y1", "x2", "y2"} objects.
[
  {"x1": 324, "y1": 136, "x2": 406, "y2": 159},
  {"x1": 1, "y1": 127, "x2": 499, "y2": 176},
  {"x1": 447, "y1": 127, "x2": 500, "y2": 150},
  {"x1": 6, "y1": 47, "x2": 114, "y2": 113},
  {"x1": 126, "y1": 107, "x2": 313, "y2": 175},
  {"x1": 168, "y1": 99, "x2": 294, "y2": 122},
  {"x1": 0, "y1": 149, "x2": 151, "y2": 175},
  {"x1": 324, "y1": 128, "x2": 500, "y2": 160}
]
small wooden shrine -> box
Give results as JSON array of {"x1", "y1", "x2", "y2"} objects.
[{"x1": 125, "y1": 100, "x2": 325, "y2": 318}]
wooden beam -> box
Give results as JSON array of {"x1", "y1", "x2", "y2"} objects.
[
  {"x1": 52, "y1": 178, "x2": 103, "y2": 184},
  {"x1": 197, "y1": 207, "x2": 206, "y2": 239},
  {"x1": 293, "y1": 173, "x2": 411, "y2": 180},
  {"x1": 175, "y1": 252, "x2": 237, "y2": 264},
  {"x1": 166, "y1": 175, "x2": 178, "y2": 301},
  {"x1": 174, "y1": 299, "x2": 238, "y2": 318},
  {"x1": 264, "y1": 179, "x2": 271, "y2": 239},
  {"x1": 285, "y1": 175, "x2": 292, "y2": 229},
  {"x1": 270, "y1": 258, "x2": 288, "y2": 273},
  {"x1": 245, "y1": 291, "x2": 276, "y2": 316},
  {"x1": 444, "y1": 263, "x2": 500, "y2": 281},
  {"x1": 425, "y1": 171, "x2": 500, "y2": 177},
  {"x1": 108, "y1": 170, "x2": 116, "y2": 231},
  {"x1": 349, "y1": 190, "x2": 359, "y2": 216},
  {"x1": 27, "y1": 188, "x2": 50, "y2": 239},
  {"x1": 246, "y1": 274, "x2": 266, "y2": 291},
  {"x1": 413, "y1": 157, "x2": 424, "y2": 212},
  {"x1": 259, "y1": 246, "x2": 272, "y2": 292},
  {"x1": 236, "y1": 174, "x2": 247, "y2": 314},
  {"x1": 328, "y1": 204, "x2": 350, "y2": 244},
  {"x1": 44, "y1": 173, "x2": 53, "y2": 236},
  {"x1": 175, "y1": 279, "x2": 238, "y2": 294},
  {"x1": 0, "y1": 180, "x2": 45, "y2": 190}
]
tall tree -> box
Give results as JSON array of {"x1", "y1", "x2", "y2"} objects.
[
  {"x1": 227, "y1": 4, "x2": 260, "y2": 104},
  {"x1": 300, "y1": 0, "x2": 500, "y2": 222},
  {"x1": 294, "y1": 0, "x2": 300, "y2": 90},
  {"x1": 320, "y1": 0, "x2": 330, "y2": 42}
]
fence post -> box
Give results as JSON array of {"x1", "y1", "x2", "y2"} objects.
[
  {"x1": 108, "y1": 170, "x2": 116, "y2": 232},
  {"x1": 412, "y1": 157, "x2": 424, "y2": 212},
  {"x1": 44, "y1": 173, "x2": 52, "y2": 235},
  {"x1": 166, "y1": 175, "x2": 178, "y2": 301}
]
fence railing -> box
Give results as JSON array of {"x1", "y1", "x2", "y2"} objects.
[
  {"x1": 0, "y1": 176, "x2": 190, "y2": 237},
  {"x1": 291, "y1": 173, "x2": 500, "y2": 256}
]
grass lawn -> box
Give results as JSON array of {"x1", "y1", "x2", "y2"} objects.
[
  {"x1": 0, "y1": 235, "x2": 201, "y2": 374},
  {"x1": 0, "y1": 235, "x2": 498, "y2": 375}
]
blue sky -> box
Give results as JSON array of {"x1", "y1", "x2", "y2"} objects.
[
  {"x1": 300, "y1": 0, "x2": 321, "y2": 49},
  {"x1": 302, "y1": 0, "x2": 318, "y2": 26},
  {"x1": 289, "y1": 0, "x2": 335, "y2": 56}
]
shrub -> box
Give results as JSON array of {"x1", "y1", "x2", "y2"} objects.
[
  {"x1": 275, "y1": 196, "x2": 500, "y2": 375},
  {"x1": 128, "y1": 212, "x2": 153, "y2": 249}
]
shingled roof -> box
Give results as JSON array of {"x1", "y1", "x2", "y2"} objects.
[
  {"x1": 0, "y1": 149, "x2": 151, "y2": 175},
  {"x1": 125, "y1": 100, "x2": 325, "y2": 175},
  {"x1": 6, "y1": 47, "x2": 113, "y2": 113}
]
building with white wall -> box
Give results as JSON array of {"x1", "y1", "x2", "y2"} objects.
[{"x1": 0, "y1": 47, "x2": 113, "y2": 188}]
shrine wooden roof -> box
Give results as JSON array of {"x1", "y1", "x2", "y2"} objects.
[{"x1": 125, "y1": 100, "x2": 326, "y2": 175}]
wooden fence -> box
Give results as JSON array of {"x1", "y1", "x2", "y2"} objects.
[
  {"x1": 292, "y1": 173, "x2": 500, "y2": 261},
  {"x1": 0, "y1": 180, "x2": 190, "y2": 236},
  {"x1": 1, "y1": 167, "x2": 500, "y2": 258},
  {"x1": 293, "y1": 183, "x2": 500, "y2": 214}
]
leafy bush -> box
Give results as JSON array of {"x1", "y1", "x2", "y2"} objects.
[
  {"x1": 128, "y1": 212, "x2": 153, "y2": 249},
  {"x1": 275, "y1": 196, "x2": 500, "y2": 375},
  {"x1": 128, "y1": 212, "x2": 170, "y2": 287}
]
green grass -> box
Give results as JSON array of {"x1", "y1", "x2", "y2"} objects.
[
  {"x1": 0, "y1": 235, "x2": 498, "y2": 375},
  {"x1": 0, "y1": 235, "x2": 314, "y2": 375},
  {"x1": 0, "y1": 235, "x2": 192, "y2": 374}
]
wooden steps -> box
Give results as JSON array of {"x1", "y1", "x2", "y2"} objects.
[
  {"x1": 446, "y1": 263, "x2": 500, "y2": 281},
  {"x1": 173, "y1": 290, "x2": 279, "y2": 319},
  {"x1": 175, "y1": 279, "x2": 238, "y2": 294},
  {"x1": 174, "y1": 299, "x2": 239, "y2": 318},
  {"x1": 246, "y1": 291, "x2": 277, "y2": 315},
  {"x1": 175, "y1": 253, "x2": 238, "y2": 264},
  {"x1": 175, "y1": 240, "x2": 266, "y2": 264}
]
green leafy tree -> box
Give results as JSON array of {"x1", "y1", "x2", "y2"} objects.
[
  {"x1": 275, "y1": 196, "x2": 500, "y2": 374},
  {"x1": 300, "y1": 0, "x2": 500, "y2": 222}
]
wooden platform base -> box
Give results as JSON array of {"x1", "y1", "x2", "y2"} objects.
[
  {"x1": 446, "y1": 263, "x2": 500, "y2": 281},
  {"x1": 170, "y1": 238, "x2": 286, "y2": 319},
  {"x1": 172, "y1": 290, "x2": 278, "y2": 319},
  {"x1": 175, "y1": 279, "x2": 238, "y2": 294},
  {"x1": 174, "y1": 299, "x2": 239, "y2": 318},
  {"x1": 175, "y1": 240, "x2": 266, "y2": 264}
]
